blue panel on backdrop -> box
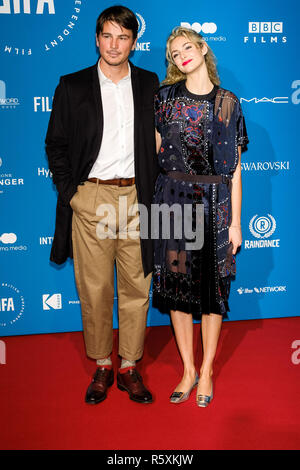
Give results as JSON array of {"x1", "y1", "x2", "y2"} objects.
[{"x1": 0, "y1": 0, "x2": 299, "y2": 336}]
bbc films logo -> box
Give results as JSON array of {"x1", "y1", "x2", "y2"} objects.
[
  {"x1": 43, "y1": 293, "x2": 62, "y2": 310},
  {"x1": 181, "y1": 21, "x2": 227, "y2": 42},
  {"x1": 244, "y1": 21, "x2": 287, "y2": 44},
  {"x1": 0, "y1": 0, "x2": 83, "y2": 56},
  {"x1": 244, "y1": 214, "x2": 280, "y2": 249},
  {"x1": 0, "y1": 80, "x2": 20, "y2": 109},
  {"x1": 135, "y1": 12, "x2": 150, "y2": 52},
  {"x1": 0, "y1": 283, "x2": 25, "y2": 327}
]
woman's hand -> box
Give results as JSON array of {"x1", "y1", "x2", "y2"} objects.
[{"x1": 229, "y1": 225, "x2": 242, "y2": 255}]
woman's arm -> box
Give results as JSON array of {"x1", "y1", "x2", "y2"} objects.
[
  {"x1": 155, "y1": 129, "x2": 162, "y2": 154},
  {"x1": 229, "y1": 146, "x2": 242, "y2": 254}
]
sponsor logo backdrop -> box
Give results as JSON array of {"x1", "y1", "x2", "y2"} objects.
[{"x1": 0, "y1": 0, "x2": 299, "y2": 335}]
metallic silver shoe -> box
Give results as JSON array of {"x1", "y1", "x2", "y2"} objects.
[
  {"x1": 196, "y1": 382, "x2": 213, "y2": 408},
  {"x1": 169, "y1": 374, "x2": 199, "y2": 404}
]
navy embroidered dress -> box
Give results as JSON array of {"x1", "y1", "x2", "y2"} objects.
[{"x1": 152, "y1": 81, "x2": 248, "y2": 318}]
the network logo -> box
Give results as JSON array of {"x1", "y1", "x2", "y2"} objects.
[
  {"x1": 43, "y1": 293, "x2": 62, "y2": 310},
  {"x1": 0, "y1": 80, "x2": 20, "y2": 109},
  {"x1": 237, "y1": 285, "x2": 287, "y2": 295}
]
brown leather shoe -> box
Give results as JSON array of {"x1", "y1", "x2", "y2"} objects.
[
  {"x1": 117, "y1": 368, "x2": 153, "y2": 404},
  {"x1": 85, "y1": 367, "x2": 114, "y2": 405}
]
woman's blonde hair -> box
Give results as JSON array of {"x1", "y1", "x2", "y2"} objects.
[{"x1": 163, "y1": 26, "x2": 220, "y2": 86}]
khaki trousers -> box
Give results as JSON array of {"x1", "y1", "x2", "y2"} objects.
[{"x1": 70, "y1": 181, "x2": 151, "y2": 361}]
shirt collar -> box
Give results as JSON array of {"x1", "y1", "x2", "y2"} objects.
[{"x1": 98, "y1": 59, "x2": 131, "y2": 85}]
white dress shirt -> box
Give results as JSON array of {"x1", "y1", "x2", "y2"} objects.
[{"x1": 88, "y1": 60, "x2": 135, "y2": 180}]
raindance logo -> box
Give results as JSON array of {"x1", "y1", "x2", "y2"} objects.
[
  {"x1": 0, "y1": 80, "x2": 20, "y2": 109},
  {"x1": 244, "y1": 214, "x2": 280, "y2": 249},
  {"x1": 181, "y1": 21, "x2": 226, "y2": 42},
  {"x1": 0, "y1": 283, "x2": 25, "y2": 327},
  {"x1": 135, "y1": 12, "x2": 150, "y2": 51},
  {"x1": 0, "y1": 0, "x2": 84, "y2": 56},
  {"x1": 244, "y1": 21, "x2": 287, "y2": 44}
]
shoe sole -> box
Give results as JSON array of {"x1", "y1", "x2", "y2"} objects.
[{"x1": 117, "y1": 383, "x2": 153, "y2": 404}]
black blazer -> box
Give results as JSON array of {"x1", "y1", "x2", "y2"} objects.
[{"x1": 45, "y1": 62, "x2": 160, "y2": 276}]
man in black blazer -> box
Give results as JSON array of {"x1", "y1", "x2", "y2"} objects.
[{"x1": 46, "y1": 6, "x2": 159, "y2": 405}]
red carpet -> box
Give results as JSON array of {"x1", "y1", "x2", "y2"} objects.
[{"x1": 0, "y1": 317, "x2": 299, "y2": 450}]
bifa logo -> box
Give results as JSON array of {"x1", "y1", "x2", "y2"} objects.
[
  {"x1": 1, "y1": 0, "x2": 83, "y2": 56},
  {"x1": 43, "y1": 293, "x2": 62, "y2": 310},
  {"x1": 244, "y1": 214, "x2": 280, "y2": 249},
  {"x1": 0, "y1": 340, "x2": 6, "y2": 364},
  {"x1": 135, "y1": 12, "x2": 150, "y2": 51},
  {"x1": 0, "y1": 0, "x2": 55, "y2": 14},
  {"x1": 0, "y1": 283, "x2": 25, "y2": 327},
  {"x1": 0, "y1": 80, "x2": 20, "y2": 109}
]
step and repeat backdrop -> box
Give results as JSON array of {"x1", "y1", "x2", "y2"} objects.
[{"x1": 0, "y1": 0, "x2": 299, "y2": 336}]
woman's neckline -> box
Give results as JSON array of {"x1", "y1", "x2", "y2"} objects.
[{"x1": 182, "y1": 81, "x2": 219, "y2": 100}]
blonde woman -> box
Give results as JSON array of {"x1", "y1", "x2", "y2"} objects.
[{"x1": 153, "y1": 27, "x2": 248, "y2": 406}]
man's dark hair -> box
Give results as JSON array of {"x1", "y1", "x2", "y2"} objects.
[{"x1": 96, "y1": 5, "x2": 139, "y2": 40}]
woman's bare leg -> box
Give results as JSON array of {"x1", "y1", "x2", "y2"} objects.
[
  {"x1": 170, "y1": 309, "x2": 197, "y2": 392},
  {"x1": 197, "y1": 313, "x2": 222, "y2": 396}
]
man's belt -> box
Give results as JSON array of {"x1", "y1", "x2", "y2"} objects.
[{"x1": 88, "y1": 177, "x2": 135, "y2": 187}]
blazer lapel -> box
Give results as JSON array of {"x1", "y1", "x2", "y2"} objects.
[
  {"x1": 92, "y1": 61, "x2": 104, "y2": 160},
  {"x1": 130, "y1": 62, "x2": 142, "y2": 171}
]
